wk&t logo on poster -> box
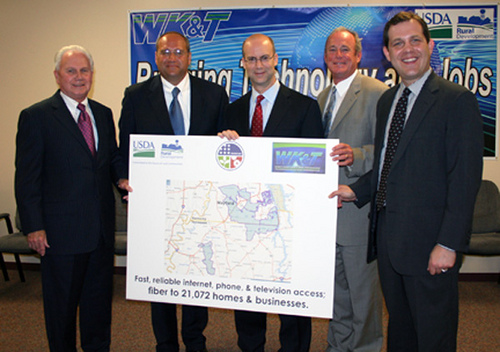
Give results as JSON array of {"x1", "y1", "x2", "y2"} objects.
[{"x1": 273, "y1": 143, "x2": 326, "y2": 174}]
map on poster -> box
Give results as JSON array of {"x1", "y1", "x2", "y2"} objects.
[
  {"x1": 126, "y1": 135, "x2": 338, "y2": 318},
  {"x1": 164, "y1": 180, "x2": 294, "y2": 282}
]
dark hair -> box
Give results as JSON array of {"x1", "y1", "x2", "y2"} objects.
[
  {"x1": 383, "y1": 12, "x2": 430, "y2": 47},
  {"x1": 156, "y1": 31, "x2": 191, "y2": 52}
]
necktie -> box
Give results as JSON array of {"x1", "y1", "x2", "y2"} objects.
[
  {"x1": 77, "y1": 103, "x2": 96, "y2": 156},
  {"x1": 323, "y1": 86, "x2": 337, "y2": 138},
  {"x1": 251, "y1": 95, "x2": 265, "y2": 137},
  {"x1": 376, "y1": 87, "x2": 411, "y2": 211},
  {"x1": 169, "y1": 87, "x2": 185, "y2": 135}
]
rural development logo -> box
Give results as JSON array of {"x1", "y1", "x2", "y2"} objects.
[
  {"x1": 216, "y1": 141, "x2": 244, "y2": 170},
  {"x1": 416, "y1": 8, "x2": 494, "y2": 40},
  {"x1": 132, "y1": 140, "x2": 155, "y2": 158},
  {"x1": 161, "y1": 140, "x2": 184, "y2": 157},
  {"x1": 273, "y1": 143, "x2": 326, "y2": 174}
]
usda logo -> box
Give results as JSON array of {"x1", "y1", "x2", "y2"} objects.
[{"x1": 216, "y1": 141, "x2": 244, "y2": 170}]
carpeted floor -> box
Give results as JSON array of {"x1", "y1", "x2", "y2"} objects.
[{"x1": 0, "y1": 269, "x2": 499, "y2": 351}]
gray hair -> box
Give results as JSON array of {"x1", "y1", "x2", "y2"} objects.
[
  {"x1": 325, "y1": 27, "x2": 362, "y2": 54},
  {"x1": 54, "y1": 45, "x2": 94, "y2": 71}
]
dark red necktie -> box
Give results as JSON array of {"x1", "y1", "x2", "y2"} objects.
[
  {"x1": 251, "y1": 95, "x2": 264, "y2": 137},
  {"x1": 77, "y1": 103, "x2": 96, "y2": 156}
]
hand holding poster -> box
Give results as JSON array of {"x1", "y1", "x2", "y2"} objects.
[{"x1": 126, "y1": 135, "x2": 339, "y2": 318}]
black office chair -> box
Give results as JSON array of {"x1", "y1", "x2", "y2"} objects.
[
  {"x1": 0, "y1": 213, "x2": 35, "y2": 282},
  {"x1": 466, "y1": 180, "x2": 500, "y2": 282}
]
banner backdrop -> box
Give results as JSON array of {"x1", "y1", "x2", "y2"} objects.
[{"x1": 129, "y1": 5, "x2": 497, "y2": 156}]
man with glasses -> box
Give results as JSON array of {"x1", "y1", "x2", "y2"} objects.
[
  {"x1": 119, "y1": 31, "x2": 228, "y2": 352},
  {"x1": 219, "y1": 33, "x2": 323, "y2": 352}
]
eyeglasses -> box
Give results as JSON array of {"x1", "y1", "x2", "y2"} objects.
[
  {"x1": 158, "y1": 49, "x2": 186, "y2": 57},
  {"x1": 244, "y1": 54, "x2": 275, "y2": 65}
]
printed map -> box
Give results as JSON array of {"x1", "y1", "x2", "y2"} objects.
[{"x1": 164, "y1": 180, "x2": 294, "y2": 282}]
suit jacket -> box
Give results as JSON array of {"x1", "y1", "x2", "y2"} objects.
[
  {"x1": 222, "y1": 83, "x2": 323, "y2": 138},
  {"x1": 351, "y1": 72, "x2": 483, "y2": 275},
  {"x1": 15, "y1": 91, "x2": 126, "y2": 255},
  {"x1": 317, "y1": 73, "x2": 388, "y2": 246},
  {"x1": 119, "y1": 74, "x2": 228, "y2": 171}
]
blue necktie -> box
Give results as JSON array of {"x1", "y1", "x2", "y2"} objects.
[
  {"x1": 323, "y1": 86, "x2": 336, "y2": 138},
  {"x1": 169, "y1": 87, "x2": 185, "y2": 135}
]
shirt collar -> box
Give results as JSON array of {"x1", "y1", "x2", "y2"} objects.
[
  {"x1": 334, "y1": 70, "x2": 358, "y2": 97},
  {"x1": 401, "y1": 68, "x2": 432, "y2": 97},
  {"x1": 59, "y1": 91, "x2": 89, "y2": 112},
  {"x1": 160, "y1": 73, "x2": 190, "y2": 93},
  {"x1": 251, "y1": 79, "x2": 280, "y2": 104}
]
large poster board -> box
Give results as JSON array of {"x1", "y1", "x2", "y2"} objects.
[
  {"x1": 126, "y1": 135, "x2": 339, "y2": 318},
  {"x1": 129, "y1": 5, "x2": 497, "y2": 156}
]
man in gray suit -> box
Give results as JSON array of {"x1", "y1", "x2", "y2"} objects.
[{"x1": 317, "y1": 27, "x2": 387, "y2": 352}]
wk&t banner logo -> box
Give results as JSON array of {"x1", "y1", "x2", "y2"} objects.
[
  {"x1": 273, "y1": 143, "x2": 326, "y2": 174},
  {"x1": 132, "y1": 140, "x2": 155, "y2": 158},
  {"x1": 216, "y1": 141, "x2": 244, "y2": 170}
]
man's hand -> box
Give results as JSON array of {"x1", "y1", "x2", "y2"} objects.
[
  {"x1": 117, "y1": 178, "x2": 133, "y2": 201},
  {"x1": 330, "y1": 143, "x2": 354, "y2": 167},
  {"x1": 218, "y1": 130, "x2": 240, "y2": 140},
  {"x1": 427, "y1": 245, "x2": 456, "y2": 275},
  {"x1": 328, "y1": 185, "x2": 357, "y2": 208},
  {"x1": 27, "y1": 230, "x2": 49, "y2": 256}
]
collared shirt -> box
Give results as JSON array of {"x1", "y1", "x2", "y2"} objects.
[
  {"x1": 323, "y1": 70, "x2": 358, "y2": 131},
  {"x1": 249, "y1": 79, "x2": 280, "y2": 131},
  {"x1": 161, "y1": 73, "x2": 191, "y2": 135},
  {"x1": 378, "y1": 68, "x2": 432, "y2": 174},
  {"x1": 60, "y1": 91, "x2": 99, "y2": 150}
]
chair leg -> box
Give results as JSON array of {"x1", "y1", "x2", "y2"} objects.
[
  {"x1": 0, "y1": 253, "x2": 9, "y2": 281},
  {"x1": 14, "y1": 254, "x2": 25, "y2": 282}
]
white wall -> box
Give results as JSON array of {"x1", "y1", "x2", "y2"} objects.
[{"x1": 1, "y1": 0, "x2": 498, "y2": 272}]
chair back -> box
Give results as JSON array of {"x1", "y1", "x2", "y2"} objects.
[{"x1": 471, "y1": 180, "x2": 500, "y2": 233}]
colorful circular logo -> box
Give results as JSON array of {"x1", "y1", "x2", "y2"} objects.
[{"x1": 216, "y1": 141, "x2": 244, "y2": 170}]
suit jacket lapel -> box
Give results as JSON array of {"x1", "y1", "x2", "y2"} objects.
[
  {"x1": 189, "y1": 75, "x2": 205, "y2": 135},
  {"x1": 330, "y1": 73, "x2": 362, "y2": 135},
  {"x1": 89, "y1": 99, "x2": 106, "y2": 163},
  {"x1": 374, "y1": 87, "x2": 397, "y2": 173},
  {"x1": 264, "y1": 83, "x2": 289, "y2": 136},
  {"x1": 392, "y1": 73, "x2": 438, "y2": 168},
  {"x1": 148, "y1": 75, "x2": 173, "y2": 133},
  {"x1": 51, "y1": 92, "x2": 95, "y2": 159}
]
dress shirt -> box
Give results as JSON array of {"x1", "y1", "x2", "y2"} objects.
[
  {"x1": 377, "y1": 68, "x2": 453, "y2": 252},
  {"x1": 60, "y1": 91, "x2": 99, "y2": 150},
  {"x1": 323, "y1": 70, "x2": 358, "y2": 132},
  {"x1": 161, "y1": 74, "x2": 191, "y2": 134},
  {"x1": 249, "y1": 79, "x2": 280, "y2": 131},
  {"x1": 378, "y1": 68, "x2": 432, "y2": 177}
]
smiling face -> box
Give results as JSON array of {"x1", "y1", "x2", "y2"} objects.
[
  {"x1": 242, "y1": 34, "x2": 278, "y2": 94},
  {"x1": 383, "y1": 19, "x2": 435, "y2": 86},
  {"x1": 155, "y1": 33, "x2": 191, "y2": 85},
  {"x1": 324, "y1": 30, "x2": 361, "y2": 84},
  {"x1": 54, "y1": 51, "x2": 93, "y2": 102}
]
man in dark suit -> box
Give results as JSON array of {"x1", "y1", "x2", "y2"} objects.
[
  {"x1": 119, "y1": 31, "x2": 228, "y2": 352},
  {"x1": 317, "y1": 27, "x2": 387, "y2": 352},
  {"x1": 330, "y1": 12, "x2": 483, "y2": 351},
  {"x1": 219, "y1": 33, "x2": 323, "y2": 352},
  {"x1": 15, "y1": 45, "x2": 130, "y2": 351}
]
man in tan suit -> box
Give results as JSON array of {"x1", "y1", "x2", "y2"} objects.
[{"x1": 317, "y1": 27, "x2": 388, "y2": 352}]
